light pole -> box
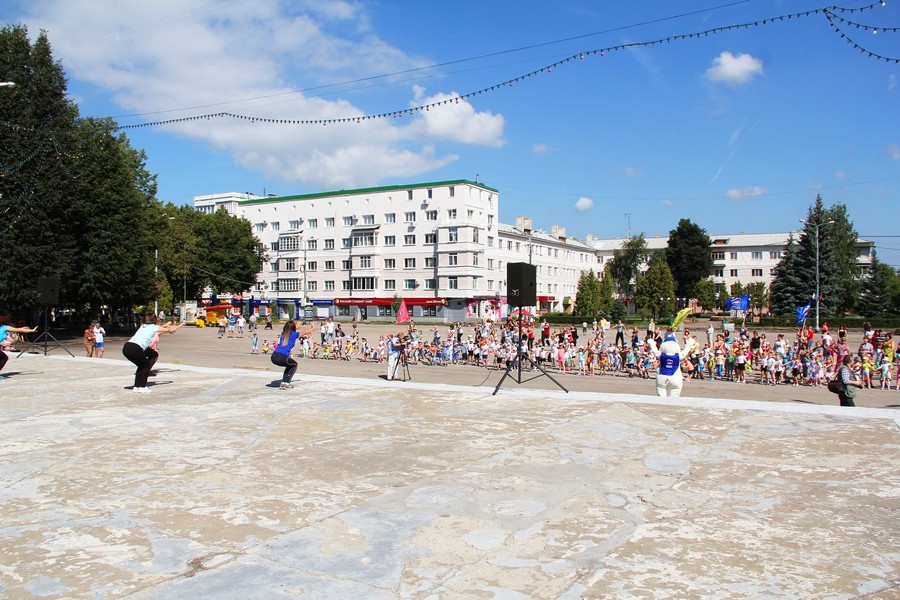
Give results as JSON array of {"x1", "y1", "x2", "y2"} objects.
[
  {"x1": 0, "y1": 82, "x2": 15, "y2": 87},
  {"x1": 800, "y1": 218, "x2": 834, "y2": 332}
]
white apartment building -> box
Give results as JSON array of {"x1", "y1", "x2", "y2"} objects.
[
  {"x1": 196, "y1": 181, "x2": 585, "y2": 322},
  {"x1": 194, "y1": 180, "x2": 875, "y2": 321}
]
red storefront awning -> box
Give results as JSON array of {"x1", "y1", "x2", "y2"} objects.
[
  {"x1": 333, "y1": 297, "x2": 393, "y2": 306},
  {"x1": 403, "y1": 297, "x2": 447, "y2": 306},
  {"x1": 536, "y1": 295, "x2": 555, "y2": 302}
]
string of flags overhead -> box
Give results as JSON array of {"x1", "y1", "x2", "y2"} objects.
[{"x1": 111, "y1": 1, "x2": 895, "y2": 131}]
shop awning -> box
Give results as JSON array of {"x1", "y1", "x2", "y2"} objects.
[
  {"x1": 333, "y1": 297, "x2": 393, "y2": 306},
  {"x1": 403, "y1": 297, "x2": 447, "y2": 306},
  {"x1": 536, "y1": 295, "x2": 555, "y2": 302}
]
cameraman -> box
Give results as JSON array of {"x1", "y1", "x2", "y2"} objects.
[{"x1": 386, "y1": 331, "x2": 404, "y2": 380}]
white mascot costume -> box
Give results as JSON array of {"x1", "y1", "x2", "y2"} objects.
[{"x1": 651, "y1": 331, "x2": 683, "y2": 397}]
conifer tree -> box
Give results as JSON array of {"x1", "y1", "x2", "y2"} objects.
[
  {"x1": 635, "y1": 253, "x2": 675, "y2": 319},
  {"x1": 856, "y1": 252, "x2": 893, "y2": 317}
]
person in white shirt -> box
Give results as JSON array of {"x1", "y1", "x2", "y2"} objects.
[{"x1": 92, "y1": 321, "x2": 107, "y2": 358}]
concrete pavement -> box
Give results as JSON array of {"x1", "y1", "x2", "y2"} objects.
[{"x1": 0, "y1": 343, "x2": 898, "y2": 598}]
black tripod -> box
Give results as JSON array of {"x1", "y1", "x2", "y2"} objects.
[
  {"x1": 493, "y1": 307, "x2": 567, "y2": 395},
  {"x1": 18, "y1": 305, "x2": 73, "y2": 358},
  {"x1": 389, "y1": 348, "x2": 412, "y2": 381}
]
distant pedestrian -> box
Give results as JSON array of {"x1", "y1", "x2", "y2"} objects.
[
  {"x1": 83, "y1": 323, "x2": 95, "y2": 357},
  {"x1": 92, "y1": 321, "x2": 107, "y2": 358}
]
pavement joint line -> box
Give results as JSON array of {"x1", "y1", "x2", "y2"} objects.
[{"x1": 15, "y1": 352, "x2": 900, "y2": 423}]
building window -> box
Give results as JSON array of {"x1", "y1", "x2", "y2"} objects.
[
  {"x1": 404, "y1": 211, "x2": 416, "y2": 222},
  {"x1": 359, "y1": 256, "x2": 372, "y2": 268},
  {"x1": 270, "y1": 281, "x2": 278, "y2": 292},
  {"x1": 343, "y1": 216, "x2": 354, "y2": 226},
  {"x1": 448, "y1": 276, "x2": 458, "y2": 290},
  {"x1": 279, "y1": 278, "x2": 299, "y2": 291},
  {"x1": 488, "y1": 258, "x2": 494, "y2": 269},
  {"x1": 448, "y1": 253, "x2": 458, "y2": 266},
  {"x1": 730, "y1": 252, "x2": 738, "y2": 260},
  {"x1": 404, "y1": 235, "x2": 416, "y2": 245},
  {"x1": 281, "y1": 236, "x2": 299, "y2": 251},
  {"x1": 352, "y1": 233, "x2": 375, "y2": 246},
  {"x1": 407, "y1": 190, "x2": 413, "y2": 200},
  {"x1": 488, "y1": 236, "x2": 494, "y2": 247},
  {"x1": 269, "y1": 261, "x2": 278, "y2": 272},
  {"x1": 427, "y1": 188, "x2": 433, "y2": 199},
  {"x1": 488, "y1": 279, "x2": 494, "y2": 289},
  {"x1": 342, "y1": 280, "x2": 351, "y2": 291},
  {"x1": 307, "y1": 239, "x2": 317, "y2": 250},
  {"x1": 377, "y1": 305, "x2": 393, "y2": 316},
  {"x1": 385, "y1": 213, "x2": 396, "y2": 223},
  {"x1": 385, "y1": 258, "x2": 396, "y2": 269},
  {"x1": 515, "y1": 242, "x2": 520, "y2": 252},
  {"x1": 324, "y1": 260, "x2": 335, "y2": 271},
  {"x1": 770, "y1": 251, "x2": 781, "y2": 259},
  {"x1": 342, "y1": 260, "x2": 351, "y2": 270},
  {"x1": 324, "y1": 239, "x2": 334, "y2": 250},
  {"x1": 752, "y1": 269, "x2": 763, "y2": 277},
  {"x1": 448, "y1": 227, "x2": 459, "y2": 242},
  {"x1": 473, "y1": 254, "x2": 479, "y2": 266},
  {"x1": 384, "y1": 235, "x2": 396, "y2": 246},
  {"x1": 711, "y1": 252, "x2": 725, "y2": 260},
  {"x1": 289, "y1": 219, "x2": 301, "y2": 230},
  {"x1": 752, "y1": 251, "x2": 763, "y2": 260},
  {"x1": 425, "y1": 279, "x2": 436, "y2": 290},
  {"x1": 342, "y1": 238, "x2": 351, "y2": 248},
  {"x1": 362, "y1": 214, "x2": 375, "y2": 225},
  {"x1": 424, "y1": 257, "x2": 435, "y2": 268},
  {"x1": 714, "y1": 269, "x2": 724, "y2": 278},
  {"x1": 307, "y1": 281, "x2": 317, "y2": 291},
  {"x1": 425, "y1": 233, "x2": 436, "y2": 244},
  {"x1": 308, "y1": 218, "x2": 317, "y2": 228},
  {"x1": 325, "y1": 217, "x2": 334, "y2": 227},
  {"x1": 271, "y1": 222, "x2": 280, "y2": 231},
  {"x1": 352, "y1": 277, "x2": 376, "y2": 290},
  {"x1": 307, "y1": 261, "x2": 317, "y2": 272},
  {"x1": 473, "y1": 228, "x2": 479, "y2": 243},
  {"x1": 384, "y1": 279, "x2": 396, "y2": 290},
  {"x1": 448, "y1": 186, "x2": 455, "y2": 198},
  {"x1": 448, "y1": 209, "x2": 457, "y2": 219},
  {"x1": 404, "y1": 258, "x2": 416, "y2": 269},
  {"x1": 270, "y1": 241, "x2": 279, "y2": 252},
  {"x1": 404, "y1": 279, "x2": 417, "y2": 290},
  {"x1": 426, "y1": 210, "x2": 437, "y2": 221},
  {"x1": 255, "y1": 222, "x2": 265, "y2": 232},
  {"x1": 324, "y1": 281, "x2": 335, "y2": 291},
  {"x1": 730, "y1": 269, "x2": 738, "y2": 277},
  {"x1": 336, "y1": 306, "x2": 350, "y2": 317}
]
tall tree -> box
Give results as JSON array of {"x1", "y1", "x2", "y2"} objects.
[
  {"x1": 729, "y1": 281, "x2": 745, "y2": 298},
  {"x1": 745, "y1": 281, "x2": 768, "y2": 315},
  {"x1": 856, "y1": 252, "x2": 893, "y2": 317},
  {"x1": 824, "y1": 203, "x2": 861, "y2": 314},
  {"x1": 0, "y1": 26, "x2": 79, "y2": 311},
  {"x1": 598, "y1": 264, "x2": 615, "y2": 315},
  {"x1": 634, "y1": 253, "x2": 675, "y2": 320},
  {"x1": 694, "y1": 278, "x2": 717, "y2": 312},
  {"x1": 608, "y1": 233, "x2": 649, "y2": 299},
  {"x1": 770, "y1": 235, "x2": 807, "y2": 317},
  {"x1": 665, "y1": 218, "x2": 712, "y2": 299},
  {"x1": 574, "y1": 269, "x2": 601, "y2": 316},
  {"x1": 194, "y1": 208, "x2": 266, "y2": 295},
  {"x1": 797, "y1": 195, "x2": 841, "y2": 319}
]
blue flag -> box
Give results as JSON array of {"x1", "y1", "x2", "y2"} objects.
[
  {"x1": 725, "y1": 295, "x2": 750, "y2": 311},
  {"x1": 795, "y1": 303, "x2": 811, "y2": 324}
]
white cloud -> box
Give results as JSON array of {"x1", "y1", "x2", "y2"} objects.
[
  {"x1": 889, "y1": 74, "x2": 897, "y2": 92},
  {"x1": 532, "y1": 143, "x2": 550, "y2": 155},
  {"x1": 726, "y1": 186, "x2": 767, "y2": 200},
  {"x1": 706, "y1": 51, "x2": 764, "y2": 86},
  {"x1": 661, "y1": 199, "x2": 673, "y2": 207},
  {"x1": 574, "y1": 197, "x2": 594, "y2": 211},
  {"x1": 622, "y1": 166, "x2": 643, "y2": 178},
  {"x1": 888, "y1": 143, "x2": 900, "y2": 160},
  {"x1": 835, "y1": 170, "x2": 847, "y2": 181},
  {"x1": 19, "y1": 0, "x2": 503, "y2": 189}
]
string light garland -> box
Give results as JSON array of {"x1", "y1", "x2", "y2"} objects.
[{"x1": 12, "y1": 2, "x2": 899, "y2": 132}]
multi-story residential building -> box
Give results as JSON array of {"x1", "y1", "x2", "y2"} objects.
[
  {"x1": 590, "y1": 233, "x2": 874, "y2": 297},
  {"x1": 194, "y1": 180, "x2": 875, "y2": 321}
]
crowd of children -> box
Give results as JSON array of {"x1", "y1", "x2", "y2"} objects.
[{"x1": 232, "y1": 314, "x2": 897, "y2": 391}]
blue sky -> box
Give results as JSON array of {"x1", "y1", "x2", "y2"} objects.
[{"x1": 9, "y1": 0, "x2": 900, "y2": 267}]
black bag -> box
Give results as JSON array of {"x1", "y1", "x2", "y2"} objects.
[{"x1": 828, "y1": 378, "x2": 845, "y2": 394}]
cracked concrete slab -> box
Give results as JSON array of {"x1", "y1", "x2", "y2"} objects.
[{"x1": 0, "y1": 354, "x2": 897, "y2": 598}]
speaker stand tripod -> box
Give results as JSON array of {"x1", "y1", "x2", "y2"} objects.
[
  {"x1": 493, "y1": 306, "x2": 568, "y2": 395},
  {"x1": 18, "y1": 306, "x2": 73, "y2": 358}
]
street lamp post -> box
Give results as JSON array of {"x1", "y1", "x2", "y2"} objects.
[{"x1": 800, "y1": 218, "x2": 834, "y2": 332}]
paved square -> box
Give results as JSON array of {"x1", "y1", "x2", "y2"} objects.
[{"x1": 1, "y1": 355, "x2": 897, "y2": 598}]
